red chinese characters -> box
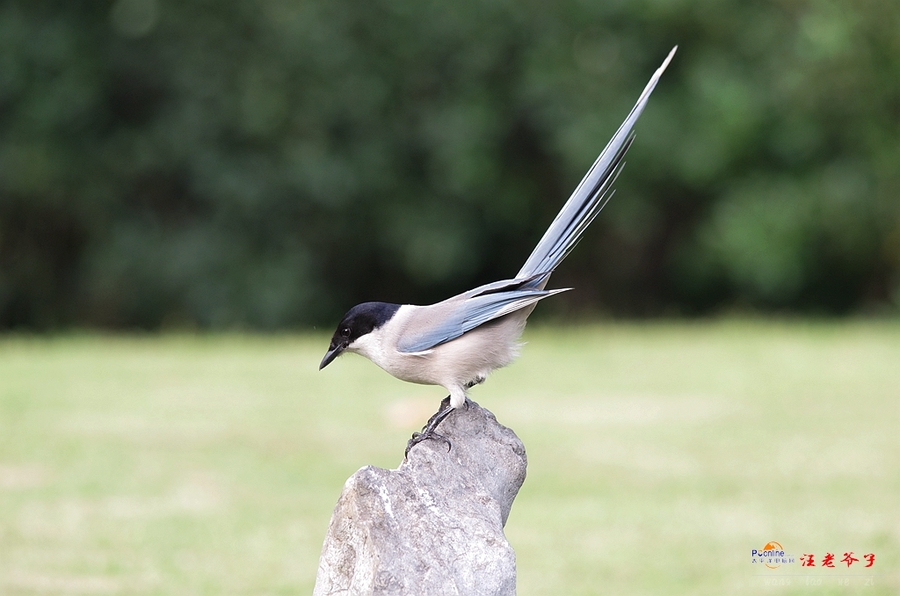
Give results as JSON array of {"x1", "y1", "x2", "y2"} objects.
[
  {"x1": 800, "y1": 551, "x2": 875, "y2": 569},
  {"x1": 758, "y1": 546, "x2": 876, "y2": 571}
]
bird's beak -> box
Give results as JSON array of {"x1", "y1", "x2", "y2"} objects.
[{"x1": 319, "y1": 343, "x2": 345, "y2": 370}]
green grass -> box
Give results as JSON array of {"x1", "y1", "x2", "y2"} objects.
[{"x1": 0, "y1": 321, "x2": 898, "y2": 595}]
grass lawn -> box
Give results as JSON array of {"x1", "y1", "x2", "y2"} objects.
[{"x1": 0, "y1": 320, "x2": 898, "y2": 595}]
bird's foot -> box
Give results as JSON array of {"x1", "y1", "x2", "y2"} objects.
[{"x1": 405, "y1": 396, "x2": 456, "y2": 458}]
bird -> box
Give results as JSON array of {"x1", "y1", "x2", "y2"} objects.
[{"x1": 320, "y1": 47, "x2": 676, "y2": 454}]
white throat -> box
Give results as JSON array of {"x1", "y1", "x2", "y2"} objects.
[{"x1": 347, "y1": 326, "x2": 390, "y2": 368}]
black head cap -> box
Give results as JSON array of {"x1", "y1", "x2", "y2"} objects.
[{"x1": 319, "y1": 302, "x2": 401, "y2": 370}]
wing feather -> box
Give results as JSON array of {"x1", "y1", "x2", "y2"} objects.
[
  {"x1": 396, "y1": 287, "x2": 568, "y2": 353},
  {"x1": 394, "y1": 48, "x2": 677, "y2": 355},
  {"x1": 518, "y1": 46, "x2": 676, "y2": 279}
]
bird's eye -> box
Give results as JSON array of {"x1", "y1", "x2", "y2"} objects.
[{"x1": 340, "y1": 327, "x2": 351, "y2": 337}]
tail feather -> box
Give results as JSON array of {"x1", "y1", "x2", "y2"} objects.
[{"x1": 517, "y1": 46, "x2": 677, "y2": 280}]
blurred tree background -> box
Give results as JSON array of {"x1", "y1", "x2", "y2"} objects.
[{"x1": 1, "y1": 0, "x2": 898, "y2": 330}]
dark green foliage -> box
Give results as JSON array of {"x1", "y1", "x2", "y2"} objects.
[{"x1": 1, "y1": 0, "x2": 898, "y2": 329}]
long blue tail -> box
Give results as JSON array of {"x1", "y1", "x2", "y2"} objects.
[{"x1": 517, "y1": 46, "x2": 677, "y2": 281}]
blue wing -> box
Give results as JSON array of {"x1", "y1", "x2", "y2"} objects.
[
  {"x1": 396, "y1": 284, "x2": 568, "y2": 354},
  {"x1": 396, "y1": 47, "x2": 676, "y2": 355}
]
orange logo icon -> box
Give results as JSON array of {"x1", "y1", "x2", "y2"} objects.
[{"x1": 751, "y1": 541, "x2": 793, "y2": 569}]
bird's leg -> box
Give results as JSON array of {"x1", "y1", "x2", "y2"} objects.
[
  {"x1": 465, "y1": 375, "x2": 486, "y2": 390},
  {"x1": 405, "y1": 396, "x2": 456, "y2": 457}
]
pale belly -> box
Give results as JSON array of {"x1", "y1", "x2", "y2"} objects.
[{"x1": 369, "y1": 318, "x2": 523, "y2": 390}]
